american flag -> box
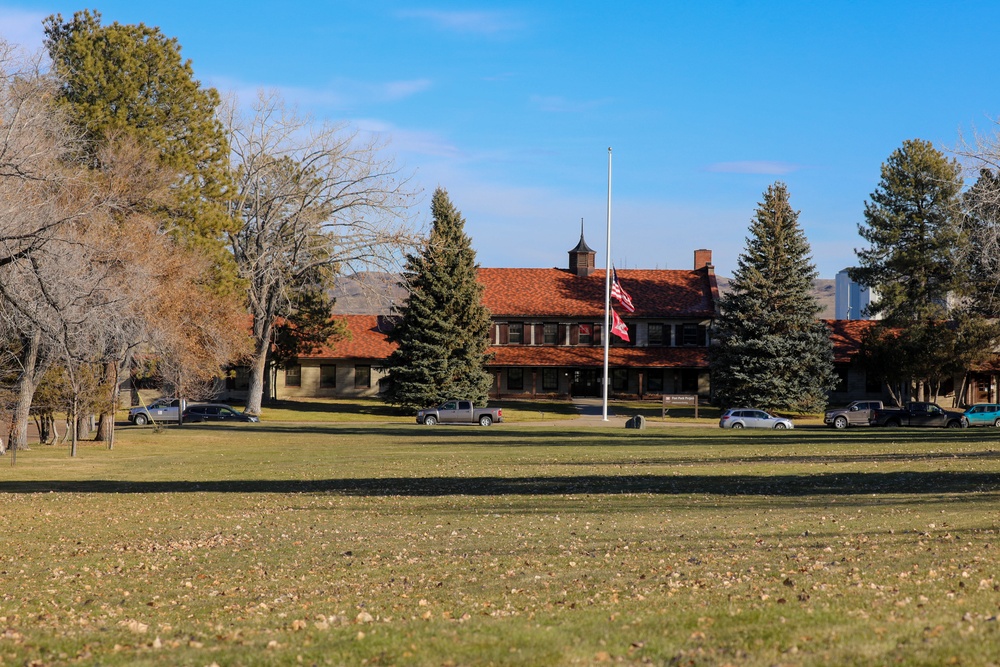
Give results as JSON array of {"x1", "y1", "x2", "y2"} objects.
[
  {"x1": 610, "y1": 267, "x2": 635, "y2": 313},
  {"x1": 611, "y1": 308, "x2": 630, "y2": 342}
]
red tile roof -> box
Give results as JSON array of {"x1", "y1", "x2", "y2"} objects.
[
  {"x1": 301, "y1": 315, "x2": 398, "y2": 360},
  {"x1": 478, "y1": 268, "x2": 717, "y2": 319},
  {"x1": 824, "y1": 319, "x2": 879, "y2": 363}
]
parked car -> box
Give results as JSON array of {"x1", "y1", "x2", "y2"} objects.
[
  {"x1": 129, "y1": 398, "x2": 182, "y2": 426},
  {"x1": 416, "y1": 400, "x2": 503, "y2": 426},
  {"x1": 870, "y1": 402, "x2": 965, "y2": 428},
  {"x1": 719, "y1": 408, "x2": 794, "y2": 430},
  {"x1": 824, "y1": 400, "x2": 884, "y2": 429},
  {"x1": 962, "y1": 403, "x2": 1000, "y2": 428},
  {"x1": 183, "y1": 404, "x2": 259, "y2": 423}
]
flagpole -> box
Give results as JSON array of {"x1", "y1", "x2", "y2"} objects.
[{"x1": 602, "y1": 147, "x2": 612, "y2": 421}]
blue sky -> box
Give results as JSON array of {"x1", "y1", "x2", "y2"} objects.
[{"x1": 3, "y1": 1, "x2": 999, "y2": 278}]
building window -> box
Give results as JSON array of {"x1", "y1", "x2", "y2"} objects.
[
  {"x1": 612, "y1": 369, "x2": 628, "y2": 392},
  {"x1": 648, "y1": 323, "x2": 664, "y2": 346},
  {"x1": 682, "y1": 323, "x2": 702, "y2": 346},
  {"x1": 543, "y1": 323, "x2": 558, "y2": 345},
  {"x1": 226, "y1": 366, "x2": 250, "y2": 390},
  {"x1": 355, "y1": 365, "x2": 371, "y2": 389},
  {"x1": 542, "y1": 368, "x2": 558, "y2": 391},
  {"x1": 508, "y1": 322, "x2": 524, "y2": 344},
  {"x1": 834, "y1": 364, "x2": 849, "y2": 393},
  {"x1": 647, "y1": 369, "x2": 664, "y2": 393},
  {"x1": 285, "y1": 365, "x2": 301, "y2": 387},
  {"x1": 680, "y1": 369, "x2": 699, "y2": 393},
  {"x1": 320, "y1": 364, "x2": 337, "y2": 388},
  {"x1": 865, "y1": 371, "x2": 882, "y2": 394},
  {"x1": 578, "y1": 323, "x2": 592, "y2": 345},
  {"x1": 507, "y1": 368, "x2": 524, "y2": 391}
]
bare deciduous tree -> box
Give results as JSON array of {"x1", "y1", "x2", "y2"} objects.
[{"x1": 221, "y1": 91, "x2": 419, "y2": 415}]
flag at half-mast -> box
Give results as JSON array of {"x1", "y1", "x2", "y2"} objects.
[
  {"x1": 610, "y1": 266, "x2": 634, "y2": 313},
  {"x1": 610, "y1": 308, "x2": 630, "y2": 342}
]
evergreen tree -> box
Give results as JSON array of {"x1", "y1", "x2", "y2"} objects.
[
  {"x1": 44, "y1": 10, "x2": 235, "y2": 266},
  {"x1": 849, "y1": 139, "x2": 963, "y2": 322},
  {"x1": 384, "y1": 189, "x2": 493, "y2": 409},
  {"x1": 849, "y1": 139, "x2": 993, "y2": 403},
  {"x1": 710, "y1": 182, "x2": 837, "y2": 412}
]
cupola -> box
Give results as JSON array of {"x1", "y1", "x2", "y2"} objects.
[{"x1": 568, "y1": 221, "x2": 596, "y2": 276}]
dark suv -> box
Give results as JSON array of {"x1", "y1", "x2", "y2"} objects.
[{"x1": 182, "y1": 404, "x2": 259, "y2": 423}]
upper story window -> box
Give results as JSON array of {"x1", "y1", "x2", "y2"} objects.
[
  {"x1": 681, "y1": 323, "x2": 703, "y2": 346},
  {"x1": 543, "y1": 323, "x2": 558, "y2": 345},
  {"x1": 648, "y1": 323, "x2": 665, "y2": 346},
  {"x1": 579, "y1": 323, "x2": 593, "y2": 345},
  {"x1": 509, "y1": 322, "x2": 524, "y2": 344}
]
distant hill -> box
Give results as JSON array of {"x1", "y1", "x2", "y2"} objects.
[
  {"x1": 716, "y1": 277, "x2": 835, "y2": 319},
  {"x1": 330, "y1": 273, "x2": 406, "y2": 314},
  {"x1": 334, "y1": 272, "x2": 838, "y2": 319}
]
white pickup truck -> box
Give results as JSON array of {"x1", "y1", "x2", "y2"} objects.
[{"x1": 416, "y1": 400, "x2": 503, "y2": 426}]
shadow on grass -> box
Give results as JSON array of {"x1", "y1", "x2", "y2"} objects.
[{"x1": 3, "y1": 471, "x2": 999, "y2": 496}]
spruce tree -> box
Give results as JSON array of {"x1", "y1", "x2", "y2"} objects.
[
  {"x1": 710, "y1": 182, "x2": 837, "y2": 412},
  {"x1": 384, "y1": 189, "x2": 494, "y2": 409}
]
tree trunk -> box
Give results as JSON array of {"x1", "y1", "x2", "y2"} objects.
[
  {"x1": 245, "y1": 324, "x2": 273, "y2": 415},
  {"x1": 95, "y1": 361, "x2": 117, "y2": 443},
  {"x1": 11, "y1": 330, "x2": 44, "y2": 452},
  {"x1": 70, "y1": 396, "x2": 78, "y2": 458}
]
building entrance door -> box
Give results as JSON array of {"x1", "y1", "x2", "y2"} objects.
[{"x1": 571, "y1": 369, "x2": 600, "y2": 397}]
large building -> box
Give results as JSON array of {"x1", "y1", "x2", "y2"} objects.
[
  {"x1": 835, "y1": 269, "x2": 879, "y2": 320},
  {"x1": 263, "y1": 232, "x2": 721, "y2": 401}
]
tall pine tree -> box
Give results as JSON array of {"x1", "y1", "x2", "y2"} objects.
[
  {"x1": 710, "y1": 182, "x2": 837, "y2": 412},
  {"x1": 384, "y1": 189, "x2": 493, "y2": 409},
  {"x1": 849, "y1": 139, "x2": 963, "y2": 322}
]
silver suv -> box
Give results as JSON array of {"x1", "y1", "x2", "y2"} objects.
[
  {"x1": 719, "y1": 408, "x2": 794, "y2": 430},
  {"x1": 128, "y1": 398, "x2": 182, "y2": 425}
]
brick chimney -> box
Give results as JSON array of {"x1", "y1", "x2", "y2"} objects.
[{"x1": 694, "y1": 249, "x2": 712, "y2": 270}]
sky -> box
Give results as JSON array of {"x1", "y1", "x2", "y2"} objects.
[{"x1": 3, "y1": 1, "x2": 1000, "y2": 278}]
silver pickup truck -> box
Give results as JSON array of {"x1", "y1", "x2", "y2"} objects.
[{"x1": 416, "y1": 400, "x2": 503, "y2": 426}]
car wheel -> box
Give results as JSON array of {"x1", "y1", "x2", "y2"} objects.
[
  {"x1": 774, "y1": 422, "x2": 787, "y2": 430},
  {"x1": 884, "y1": 420, "x2": 900, "y2": 428},
  {"x1": 833, "y1": 416, "x2": 848, "y2": 430},
  {"x1": 134, "y1": 413, "x2": 148, "y2": 426},
  {"x1": 946, "y1": 420, "x2": 962, "y2": 428},
  {"x1": 731, "y1": 422, "x2": 744, "y2": 429},
  {"x1": 423, "y1": 415, "x2": 437, "y2": 426},
  {"x1": 994, "y1": 418, "x2": 1000, "y2": 428},
  {"x1": 478, "y1": 415, "x2": 493, "y2": 427}
]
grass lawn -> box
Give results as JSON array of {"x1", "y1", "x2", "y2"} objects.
[
  {"x1": 252, "y1": 398, "x2": 582, "y2": 423},
  {"x1": 2, "y1": 423, "x2": 1000, "y2": 665}
]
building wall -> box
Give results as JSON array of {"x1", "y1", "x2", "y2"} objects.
[
  {"x1": 275, "y1": 359, "x2": 387, "y2": 399},
  {"x1": 835, "y1": 270, "x2": 879, "y2": 320}
]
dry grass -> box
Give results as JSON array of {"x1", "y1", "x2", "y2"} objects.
[{"x1": 1, "y1": 423, "x2": 999, "y2": 665}]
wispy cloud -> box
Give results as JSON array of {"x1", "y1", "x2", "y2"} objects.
[
  {"x1": 208, "y1": 75, "x2": 432, "y2": 112},
  {"x1": 705, "y1": 160, "x2": 806, "y2": 175},
  {"x1": 394, "y1": 9, "x2": 526, "y2": 36},
  {"x1": 530, "y1": 94, "x2": 610, "y2": 113}
]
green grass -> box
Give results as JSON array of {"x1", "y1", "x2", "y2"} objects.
[{"x1": 3, "y1": 423, "x2": 1000, "y2": 665}]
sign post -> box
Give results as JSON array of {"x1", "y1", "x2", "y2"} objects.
[{"x1": 662, "y1": 394, "x2": 699, "y2": 419}]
